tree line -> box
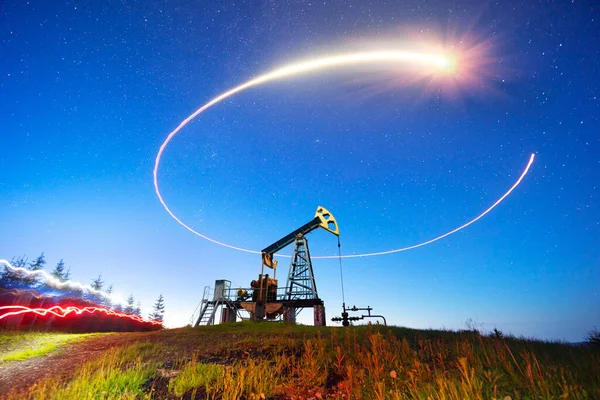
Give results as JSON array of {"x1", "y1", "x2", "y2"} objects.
[{"x1": 0, "y1": 252, "x2": 165, "y2": 323}]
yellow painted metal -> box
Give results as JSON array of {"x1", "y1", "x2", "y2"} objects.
[{"x1": 315, "y1": 206, "x2": 340, "y2": 236}]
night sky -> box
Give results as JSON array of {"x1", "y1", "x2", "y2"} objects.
[{"x1": 1, "y1": 1, "x2": 598, "y2": 341}]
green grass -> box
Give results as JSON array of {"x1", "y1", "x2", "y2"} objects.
[
  {"x1": 189, "y1": 323, "x2": 600, "y2": 399},
  {"x1": 10, "y1": 342, "x2": 163, "y2": 400},
  {"x1": 0, "y1": 332, "x2": 98, "y2": 363},
  {"x1": 4, "y1": 323, "x2": 599, "y2": 399},
  {"x1": 168, "y1": 361, "x2": 223, "y2": 397}
]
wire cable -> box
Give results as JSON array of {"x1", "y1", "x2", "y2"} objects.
[{"x1": 337, "y1": 236, "x2": 346, "y2": 305}]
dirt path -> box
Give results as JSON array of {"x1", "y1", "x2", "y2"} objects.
[{"x1": 0, "y1": 333, "x2": 136, "y2": 398}]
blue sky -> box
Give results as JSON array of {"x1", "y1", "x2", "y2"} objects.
[{"x1": 1, "y1": 0, "x2": 598, "y2": 341}]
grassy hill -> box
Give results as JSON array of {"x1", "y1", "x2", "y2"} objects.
[{"x1": 1, "y1": 322, "x2": 598, "y2": 399}]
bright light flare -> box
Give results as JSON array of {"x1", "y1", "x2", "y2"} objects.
[
  {"x1": 439, "y1": 53, "x2": 458, "y2": 75},
  {"x1": 434, "y1": 37, "x2": 500, "y2": 99},
  {"x1": 0, "y1": 305, "x2": 162, "y2": 325},
  {"x1": 368, "y1": 32, "x2": 498, "y2": 102},
  {"x1": 154, "y1": 49, "x2": 535, "y2": 258}
]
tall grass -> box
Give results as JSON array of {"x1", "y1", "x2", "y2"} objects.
[
  {"x1": 7, "y1": 323, "x2": 599, "y2": 399},
  {"x1": 176, "y1": 324, "x2": 600, "y2": 399},
  {"x1": 7, "y1": 342, "x2": 163, "y2": 400},
  {"x1": 168, "y1": 360, "x2": 223, "y2": 397}
]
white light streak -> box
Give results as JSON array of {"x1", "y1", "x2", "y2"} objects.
[
  {"x1": 153, "y1": 50, "x2": 535, "y2": 258},
  {"x1": 320, "y1": 153, "x2": 535, "y2": 258},
  {"x1": 0, "y1": 259, "x2": 125, "y2": 305}
]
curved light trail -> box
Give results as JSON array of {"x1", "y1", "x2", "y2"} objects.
[
  {"x1": 324, "y1": 153, "x2": 535, "y2": 258},
  {"x1": 154, "y1": 50, "x2": 535, "y2": 258},
  {"x1": 0, "y1": 259, "x2": 125, "y2": 305},
  {"x1": 0, "y1": 305, "x2": 162, "y2": 325}
]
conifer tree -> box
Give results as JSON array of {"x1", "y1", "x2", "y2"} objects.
[
  {"x1": 91, "y1": 275, "x2": 104, "y2": 291},
  {"x1": 125, "y1": 294, "x2": 135, "y2": 314},
  {"x1": 134, "y1": 301, "x2": 142, "y2": 317},
  {"x1": 24, "y1": 253, "x2": 45, "y2": 287},
  {"x1": 149, "y1": 294, "x2": 165, "y2": 322},
  {"x1": 104, "y1": 285, "x2": 114, "y2": 308},
  {"x1": 10, "y1": 256, "x2": 28, "y2": 269},
  {"x1": 0, "y1": 256, "x2": 27, "y2": 288},
  {"x1": 28, "y1": 253, "x2": 46, "y2": 271},
  {"x1": 63, "y1": 267, "x2": 71, "y2": 281},
  {"x1": 85, "y1": 275, "x2": 104, "y2": 304},
  {"x1": 51, "y1": 259, "x2": 68, "y2": 282}
]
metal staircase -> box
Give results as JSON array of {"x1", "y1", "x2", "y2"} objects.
[
  {"x1": 194, "y1": 286, "x2": 218, "y2": 326},
  {"x1": 196, "y1": 302, "x2": 217, "y2": 325}
]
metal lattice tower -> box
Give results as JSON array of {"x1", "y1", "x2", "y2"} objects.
[{"x1": 285, "y1": 235, "x2": 318, "y2": 302}]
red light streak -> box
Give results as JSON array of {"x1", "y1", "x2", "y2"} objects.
[{"x1": 0, "y1": 305, "x2": 162, "y2": 325}]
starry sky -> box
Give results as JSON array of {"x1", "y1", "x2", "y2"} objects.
[{"x1": 1, "y1": 1, "x2": 598, "y2": 341}]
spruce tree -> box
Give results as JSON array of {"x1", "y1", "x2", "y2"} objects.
[
  {"x1": 86, "y1": 275, "x2": 104, "y2": 304},
  {"x1": 149, "y1": 294, "x2": 165, "y2": 322},
  {"x1": 125, "y1": 294, "x2": 135, "y2": 314},
  {"x1": 134, "y1": 301, "x2": 142, "y2": 317},
  {"x1": 24, "y1": 253, "x2": 45, "y2": 288},
  {"x1": 0, "y1": 256, "x2": 27, "y2": 288},
  {"x1": 91, "y1": 275, "x2": 104, "y2": 291},
  {"x1": 29, "y1": 253, "x2": 46, "y2": 271},
  {"x1": 104, "y1": 285, "x2": 114, "y2": 308},
  {"x1": 51, "y1": 259, "x2": 68, "y2": 282},
  {"x1": 10, "y1": 256, "x2": 28, "y2": 269}
]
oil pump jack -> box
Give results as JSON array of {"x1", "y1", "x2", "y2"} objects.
[
  {"x1": 250, "y1": 205, "x2": 339, "y2": 324},
  {"x1": 192, "y1": 206, "x2": 339, "y2": 327}
]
